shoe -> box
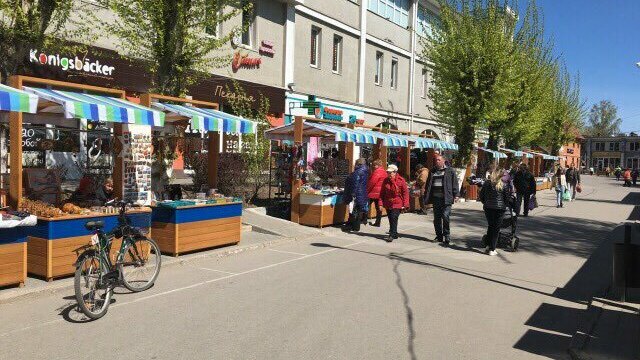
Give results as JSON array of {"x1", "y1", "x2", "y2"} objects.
[
  {"x1": 434, "y1": 236, "x2": 443, "y2": 243},
  {"x1": 523, "y1": 214, "x2": 528, "y2": 217},
  {"x1": 371, "y1": 222, "x2": 381, "y2": 227},
  {"x1": 341, "y1": 226, "x2": 352, "y2": 233},
  {"x1": 392, "y1": 234, "x2": 399, "y2": 239},
  {"x1": 489, "y1": 250, "x2": 498, "y2": 256},
  {"x1": 385, "y1": 236, "x2": 393, "y2": 243}
]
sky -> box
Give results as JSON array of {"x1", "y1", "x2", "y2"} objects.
[{"x1": 529, "y1": 0, "x2": 640, "y2": 133}]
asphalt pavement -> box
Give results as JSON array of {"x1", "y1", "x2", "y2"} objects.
[{"x1": 0, "y1": 175, "x2": 637, "y2": 360}]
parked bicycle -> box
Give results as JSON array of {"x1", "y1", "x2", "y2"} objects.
[{"x1": 74, "y1": 200, "x2": 161, "y2": 320}]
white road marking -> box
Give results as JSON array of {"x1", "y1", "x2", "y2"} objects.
[
  {"x1": 267, "y1": 248, "x2": 308, "y2": 256},
  {"x1": 196, "y1": 267, "x2": 238, "y2": 275},
  {"x1": 0, "y1": 240, "x2": 366, "y2": 337}
]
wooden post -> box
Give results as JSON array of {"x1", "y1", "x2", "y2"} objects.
[
  {"x1": 113, "y1": 123, "x2": 125, "y2": 200},
  {"x1": 8, "y1": 76, "x2": 22, "y2": 209},
  {"x1": 207, "y1": 131, "x2": 220, "y2": 188},
  {"x1": 373, "y1": 138, "x2": 388, "y2": 168},
  {"x1": 345, "y1": 124, "x2": 355, "y2": 173},
  {"x1": 401, "y1": 146, "x2": 411, "y2": 179},
  {"x1": 290, "y1": 116, "x2": 303, "y2": 223},
  {"x1": 426, "y1": 149, "x2": 436, "y2": 169}
]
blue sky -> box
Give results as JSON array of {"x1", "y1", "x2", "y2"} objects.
[{"x1": 530, "y1": 0, "x2": 640, "y2": 133}]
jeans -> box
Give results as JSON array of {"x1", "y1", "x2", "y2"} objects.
[
  {"x1": 556, "y1": 186, "x2": 565, "y2": 207},
  {"x1": 516, "y1": 193, "x2": 532, "y2": 216},
  {"x1": 369, "y1": 198, "x2": 382, "y2": 225},
  {"x1": 484, "y1": 208, "x2": 505, "y2": 251},
  {"x1": 432, "y1": 197, "x2": 451, "y2": 240},
  {"x1": 387, "y1": 208, "x2": 401, "y2": 237},
  {"x1": 570, "y1": 182, "x2": 578, "y2": 200}
]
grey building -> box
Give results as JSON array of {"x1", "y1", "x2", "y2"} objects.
[{"x1": 583, "y1": 135, "x2": 640, "y2": 171}]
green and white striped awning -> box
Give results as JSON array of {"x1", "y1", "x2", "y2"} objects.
[
  {"x1": 23, "y1": 87, "x2": 164, "y2": 126},
  {"x1": 0, "y1": 84, "x2": 38, "y2": 113},
  {"x1": 153, "y1": 103, "x2": 257, "y2": 134}
]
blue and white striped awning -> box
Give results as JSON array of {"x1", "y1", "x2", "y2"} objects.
[
  {"x1": 23, "y1": 87, "x2": 164, "y2": 126},
  {"x1": 499, "y1": 147, "x2": 534, "y2": 158},
  {"x1": 433, "y1": 139, "x2": 459, "y2": 151},
  {"x1": 525, "y1": 151, "x2": 558, "y2": 160},
  {"x1": 153, "y1": 102, "x2": 257, "y2": 133},
  {"x1": 370, "y1": 132, "x2": 409, "y2": 147},
  {"x1": 410, "y1": 137, "x2": 437, "y2": 149},
  {"x1": 265, "y1": 122, "x2": 379, "y2": 145},
  {"x1": 478, "y1": 146, "x2": 508, "y2": 159},
  {"x1": 0, "y1": 84, "x2": 38, "y2": 113}
]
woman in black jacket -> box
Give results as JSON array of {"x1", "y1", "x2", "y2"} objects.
[{"x1": 479, "y1": 169, "x2": 512, "y2": 256}]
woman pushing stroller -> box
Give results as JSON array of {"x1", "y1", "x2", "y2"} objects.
[{"x1": 479, "y1": 168, "x2": 514, "y2": 256}]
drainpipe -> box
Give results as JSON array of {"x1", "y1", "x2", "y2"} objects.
[
  {"x1": 357, "y1": 0, "x2": 367, "y2": 104},
  {"x1": 408, "y1": 0, "x2": 418, "y2": 133}
]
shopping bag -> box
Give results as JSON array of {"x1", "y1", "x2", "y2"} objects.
[
  {"x1": 562, "y1": 190, "x2": 571, "y2": 201},
  {"x1": 528, "y1": 196, "x2": 536, "y2": 211},
  {"x1": 576, "y1": 184, "x2": 582, "y2": 193}
]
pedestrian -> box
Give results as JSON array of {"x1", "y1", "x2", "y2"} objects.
[
  {"x1": 605, "y1": 166, "x2": 610, "y2": 177},
  {"x1": 623, "y1": 168, "x2": 632, "y2": 187},
  {"x1": 615, "y1": 166, "x2": 622, "y2": 181},
  {"x1": 568, "y1": 165, "x2": 581, "y2": 200},
  {"x1": 479, "y1": 168, "x2": 512, "y2": 256},
  {"x1": 564, "y1": 166, "x2": 574, "y2": 201},
  {"x1": 513, "y1": 163, "x2": 536, "y2": 217},
  {"x1": 342, "y1": 158, "x2": 369, "y2": 232},
  {"x1": 414, "y1": 164, "x2": 430, "y2": 214},
  {"x1": 379, "y1": 164, "x2": 410, "y2": 242},
  {"x1": 632, "y1": 169, "x2": 638, "y2": 186},
  {"x1": 424, "y1": 155, "x2": 459, "y2": 245},
  {"x1": 555, "y1": 167, "x2": 567, "y2": 208},
  {"x1": 366, "y1": 159, "x2": 387, "y2": 227}
]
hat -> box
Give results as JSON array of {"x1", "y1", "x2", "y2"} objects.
[{"x1": 386, "y1": 164, "x2": 398, "y2": 172}]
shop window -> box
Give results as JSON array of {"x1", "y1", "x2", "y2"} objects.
[
  {"x1": 310, "y1": 26, "x2": 321, "y2": 68},
  {"x1": 332, "y1": 35, "x2": 342, "y2": 73},
  {"x1": 241, "y1": 1, "x2": 256, "y2": 47},
  {"x1": 421, "y1": 68, "x2": 428, "y2": 98},
  {"x1": 390, "y1": 58, "x2": 398, "y2": 89},
  {"x1": 375, "y1": 51, "x2": 383, "y2": 85}
]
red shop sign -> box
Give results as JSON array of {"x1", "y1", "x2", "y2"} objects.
[{"x1": 232, "y1": 51, "x2": 262, "y2": 72}]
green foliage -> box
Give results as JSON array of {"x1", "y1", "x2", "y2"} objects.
[
  {"x1": 0, "y1": 0, "x2": 93, "y2": 81},
  {"x1": 224, "y1": 80, "x2": 271, "y2": 204},
  {"x1": 93, "y1": 0, "x2": 252, "y2": 96},
  {"x1": 584, "y1": 100, "x2": 622, "y2": 137}
]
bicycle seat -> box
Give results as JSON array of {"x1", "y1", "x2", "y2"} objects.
[{"x1": 85, "y1": 221, "x2": 105, "y2": 231}]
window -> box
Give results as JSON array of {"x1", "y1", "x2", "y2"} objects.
[
  {"x1": 368, "y1": 0, "x2": 410, "y2": 28},
  {"x1": 417, "y1": 5, "x2": 440, "y2": 37},
  {"x1": 375, "y1": 52, "x2": 383, "y2": 85},
  {"x1": 609, "y1": 142, "x2": 620, "y2": 151},
  {"x1": 310, "y1": 27, "x2": 321, "y2": 67},
  {"x1": 332, "y1": 35, "x2": 342, "y2": 73},
  {"x1": 241, "y1": 1, "x2": 255, "y2": 47},
  {"x1": 630, "y1": 142, "x2": 640, "y2": 151},
  {"x1": 595, "y1": 142, "x2": 605, "y2": 151},
  {"x1": 390, "y1": 58, "x2": 398, "y2": 89},
  {"x1": 204, "y1": 3, "x2": 222, "y2": 37},
  {"x1": 421, "y1": 68, "x2": 428, "y2": 98}
]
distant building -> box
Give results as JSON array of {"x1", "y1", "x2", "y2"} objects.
[
  {"x1": 559, "y1": 134, "x2": 583, "y2": 169},
  {"x1": 582, "y1": 135, "x2": 640, "y2": 170}
]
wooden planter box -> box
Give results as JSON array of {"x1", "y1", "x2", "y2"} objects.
[
  {"x1": 151, "y1": 203, "x2": 242, "y2": 256},
  {"x1": 298, "y1": 194, "x2": 348, "y2": 228},
  {"x1": 0, "y1": 227, "x2": 27, "y2": 288},
  {"x1": 26, "y1": 211, "x2": 151, "y2": 281}
]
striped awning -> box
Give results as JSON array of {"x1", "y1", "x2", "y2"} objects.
[
  {"x1": 153, "y1": 102, "x2": 257, "y2": 134},
  {"x1": 478, "y1": 146, "x2": 508, "y2": 159},
  {"x1": 370, "y1": 132, "x2": 409, "y2": 147},
  {"x1": 0, "y1": 84, "x2": 38, "y2": 113},
  {"x1": 524, "y1": 151, "x2": 558, "y2": 160},
  {"x1": 409, "y1": 137, "x2": 437, "y2": 149},
  {"x1": 265, "y1": 122, "x2": 379, "y2": 145},
  {"x1": 499, "y1": 147, "x2": 534, "y2": 158},
  {"x1": 23, "y1": 87, "x2": 164, "y2": 126}
]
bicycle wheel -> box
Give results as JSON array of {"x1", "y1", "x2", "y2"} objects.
[
  {"x1": 74, "y1": 252, "x2": 112, "y2": 320},
  {"x1": 119, "y1": 237, "x2": 161, "y2": 292}
]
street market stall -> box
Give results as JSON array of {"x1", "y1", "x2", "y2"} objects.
[
  {"x1": 524, "y1": 150, "x2": 559, "y2": 190},
  {"x1": 144, "y1": 95, "x2": 255, "y2": 255},
  {"x1": 0, "y1": 83, "x2": 39, "y2": 287},
  {"x1": 5, "y1": 76, "x2": 162, "y2": 281}
]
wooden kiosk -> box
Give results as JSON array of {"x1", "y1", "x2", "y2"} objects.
[
  {"x1": 0, "y1": 84, "x2": 39, "y2": 287},
  {"x1": 6, "y1": 76, "x2": 160, "y2": 281},
  {"x1": 141, "y1": 94, "x2": 254, "y2": 255}
]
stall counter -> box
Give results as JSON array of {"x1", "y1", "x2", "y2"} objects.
[
  {"x1": 26, "y1": 209, "x2": 152, "y2": 281},
  {"x1": 0, "y1": 227, "x2": 27, "y2": 287},
  {"x1": 151, "y1": 202, "x2": 242, "y2": 256},
  {"x1": 298, "y1": 193, "x2": 349, "y2": 228}
]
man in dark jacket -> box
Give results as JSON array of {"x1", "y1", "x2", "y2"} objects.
[
  {"x1": 342, "y1": 158, "x2": 369, "y2": 232},
  {"x1": 513, "y1": 163, "x2": 536, "y2": 216},
  {"x1": 423, "y1": 155, "x2": 459, "y2": 244}
]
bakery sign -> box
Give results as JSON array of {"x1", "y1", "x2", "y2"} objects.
[
  {"x1": 231, "y1": 51, "x2": 262, "y2": 72},
  {"x1": 29, "y1": 49, "x2": 116, "y2": 76}
]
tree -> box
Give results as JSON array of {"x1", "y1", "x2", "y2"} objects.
[
  {"x1": 224, "y1": 80, "x2": 271, "y2": 204},
  {"x1": 422, "y1": 0, "x2": 518, "y2": 167},
  {"x1": 95, "y1": 0, "x2": 251, "y2": 96},
  {"x1": 0, "y1": 0, "x2": 91, "y2": 82},
  {"x1": 584, "y1": 100, "x2": 622, "y2": 137}
]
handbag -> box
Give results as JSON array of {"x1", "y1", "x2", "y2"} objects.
[
  {"x1": 576, "y1": 184, "x2": 582, "y2": 193},
  {"x1": 528, "y1": 195, "x2": 536, "y2": 211},
  {"x1": 562, "y1": 190, "x2": 571, "y2": 201}
]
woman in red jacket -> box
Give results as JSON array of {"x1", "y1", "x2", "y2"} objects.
[
  {"x1": 367, "y1": 159, "x2": 387, "y2": 227},
  {"x1": 380, "y1": 164, "x2": 410, "y2": 242}
]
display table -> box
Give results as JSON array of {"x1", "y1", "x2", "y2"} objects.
[
  {"x1": 151, "y1": 202, "x2": 242, "y2": 256},
  {"x1": 535, "y1": 177, "x2": 551, "y2": 191},
  {"x1": 298, "y1": 193, "x2": 348, "y2": 228},
  {"x1": 26, "y1": 210, "x2": 151, "y2": 281},
  {"x1": 0, "y1": 227, "x2": 27, "y2": 287}
]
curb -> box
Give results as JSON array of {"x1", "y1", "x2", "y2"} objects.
[{"x1": 0, "y1": 234, "x2": 301, "y2": 305}]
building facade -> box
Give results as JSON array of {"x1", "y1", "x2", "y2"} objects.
[
  {"x1": 583, "y1": 135, "x2": 640, "y2": 171},
  {"x1": 559, "y1": 136, "x2": 583, "y2": 169}
]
